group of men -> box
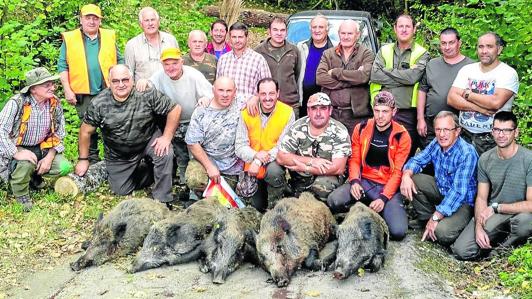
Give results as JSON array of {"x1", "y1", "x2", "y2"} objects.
[{"x1": 0, "y1": 4, "x2": 529, "y2": 261}]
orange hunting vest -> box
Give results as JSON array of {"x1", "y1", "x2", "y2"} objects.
[
  {"x1": 241, "y1": 101, "x2": 293, "y2": 179},
  {"x1": 16, "y1": 97, "x2": 61, "y2": 150},
  {"x1": 62, "y1": 28, "x2": 117, "y2": 94}
]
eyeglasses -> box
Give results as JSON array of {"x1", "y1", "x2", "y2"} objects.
[
  {"x1": 435, "y1": 127, "x2": 458, "y2": 134},
  {"x1": 110, "y1": 78, "x2": 130, "y2": 85},
  {"x1": 492, "y1": 127, "x2": 515, "y2": 135}
]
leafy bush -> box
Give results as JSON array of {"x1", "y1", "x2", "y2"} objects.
[{"x1": 499, "y1": 242, "x2": 532, "y2": 296}]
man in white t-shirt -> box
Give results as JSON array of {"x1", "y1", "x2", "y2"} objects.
[
  {"x1": 136, "y1": 48, "x2": 213, "y2": 189},
  {"x1": 447, "y1": 32, "x2": 519, "y2": 154}
]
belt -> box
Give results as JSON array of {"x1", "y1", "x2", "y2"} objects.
[{"x1": 332, "y1": 105, "x2": 351, "y2": 110}]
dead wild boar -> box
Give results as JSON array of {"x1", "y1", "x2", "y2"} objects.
[
  {"x1": 333, "y1": 202, "x2": 389, "y2": 280},
  {"x1": 130, "y1": 196, "x2": 226, "y2": 273},
  {"x1": 199, "y1": 206, "x2": 262, "y2": 284},
  {"x1": 71, "y1": 198, "x2": 172, "y2": 271},
  {"x1": 256, "y1": 192, "x2": 336, "y2": 287}
]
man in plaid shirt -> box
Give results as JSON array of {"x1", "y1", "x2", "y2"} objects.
[
  {"x1": 401, "y1": 110, "x2": 478, "y2": 246},
  {"x1": 216, "y1": 22, "x2": 271, "y2": 100},
  {"x1": 0, "y1": 67, "x2": 72, "y2": 211}
]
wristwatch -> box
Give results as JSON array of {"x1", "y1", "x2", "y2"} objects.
[
  {"x1": 491, "y1": 202, "x2": 499, "y2": 213},
  {"x1": 431, "y1": 214, "x2": 441, "y2": 222}
]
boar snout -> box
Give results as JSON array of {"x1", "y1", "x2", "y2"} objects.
[
  {"x1": 70, "y1": 256, "x2": 92, "y2": 271},
  {"x1": 212, "y1": 268, "x2": 228, "y2": 284}
]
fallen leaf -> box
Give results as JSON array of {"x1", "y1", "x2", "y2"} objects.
[
  {"x1": 193, "y1": 287, "x2": 207, "y2": 293},
  {"x1": 305, "y1": 290, "x2": 320, "y2": 297}
]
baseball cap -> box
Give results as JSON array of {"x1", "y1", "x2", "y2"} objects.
[
  {"x1": 80, "y1": 4, "x2": 102, "y2": 18},
  {"x1": 373, "y1": 91, "x2": 396, "y2": 108},
  {"x1": 160, "y1": 48, "x2": 182, "y2": 61},
  {"x1": 307, "y1": 92, "x2": 332, "y2": 107}
]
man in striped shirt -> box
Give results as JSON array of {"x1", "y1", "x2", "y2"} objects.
[
  {"x1": 401, "y1": 110, "x2": 478, "y2": 246},
  {"x1": 216, "y1": 22, "x2": 271, "y2": 100},
  {"x1": 0, "y1": 67, "x2": 72, "y2": 211}
]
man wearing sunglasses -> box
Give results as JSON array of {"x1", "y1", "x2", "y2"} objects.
[
  {"x1": 401, "y1": 110, "x2": 478, "y2": 246},
  {"x1": 452, "y1": 111, "x2": 532, "y2": 260},
  {"x1": 277, "y1": 92, "x2": 351, "y2": 201},
  {"x1": 75, "y1": 64, "x2": 182, "y2": 207}
]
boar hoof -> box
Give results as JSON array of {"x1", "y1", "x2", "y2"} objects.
[{"x1": 276, "y1": 278, "x2": 289, "y2": 288}]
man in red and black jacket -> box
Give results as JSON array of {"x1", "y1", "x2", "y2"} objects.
[{"x1": 327, "y1": 91, "x2": 411, "y2": 240}]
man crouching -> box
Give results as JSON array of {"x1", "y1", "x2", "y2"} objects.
[{"x1": 75, "y1": 64, "x2": 181, "y2": 205}]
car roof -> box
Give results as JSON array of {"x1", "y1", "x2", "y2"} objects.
[{"x1": 288, "y1": 10, "x2": 373, "y2": 19}]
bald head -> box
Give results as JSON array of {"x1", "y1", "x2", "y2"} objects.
[
  {"x1": 338, "y1": 20, "x2": 360, "y2": 49},
  {"x1": 212, "y1": 77, "x2": 237, "y2": 108}
]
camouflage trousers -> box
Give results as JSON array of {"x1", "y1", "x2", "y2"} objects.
[
  {"x1": 185, "y1": 159, "x2": 238, "y2": 196},
  {"x1": 172, "y1": 123, "x2": 191, "y2": 185},
  {"x1": 287, "y1": 170, "x2": 344, "y2": 201},
  {"x1": 8, "y1": 145, "x2": 72, "y2": 197},
  {"x1": 243, "y1": 161, "x2": 287, "y2": 212}
]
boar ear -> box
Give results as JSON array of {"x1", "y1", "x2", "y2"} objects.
[{"x1": 113, "y1": 223, "x2": 127, "y2": 241}]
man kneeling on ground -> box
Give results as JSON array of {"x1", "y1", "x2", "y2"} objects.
[
  {"x1": 75, "y1": 64, "x2": 181, "y2": 206},
  {"x1": 327, "y1": 91, "x2": 411, "y2": 240},
  {"x1": 452, "y1": 111, "x2": 532, "y2": 260},
  {"x1": 401, "y1": 111, "x2": 478, "y2": 245},
  {"x1": 235, "y1": 78, "x2": 295, "y2": 211}
]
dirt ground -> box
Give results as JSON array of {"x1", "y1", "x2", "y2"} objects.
[{"x1": 5, "y1": 234, "x2": 455, "y2": 299}]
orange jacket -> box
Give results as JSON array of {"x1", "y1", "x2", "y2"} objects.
[{"x1": 348, "y1": 119, "x2": 411, "y2": 200}]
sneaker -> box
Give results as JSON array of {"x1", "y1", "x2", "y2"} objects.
[{"x1": 16, "y1": 195, "x2": 33, "y2": 212}]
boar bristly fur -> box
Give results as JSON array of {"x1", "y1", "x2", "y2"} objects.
[
  {"x1": 199, "y1": 206, "x2": 263, "y2": 284},
  {"x1": 130, "y1": 196, "x2": 226, "y2": 273},
  {"x1": 70, "y1": 198, "x2": 172, "y2": 271},
  {"x1": 333, "y1": 202, "x2": 389, "y2": 280},
  {"x1": 256, "y1": 192, "x2": 336, "y2": 287}
]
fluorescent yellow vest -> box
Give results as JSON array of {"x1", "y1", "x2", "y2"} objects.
[
  {"x1": 241, "y1": 101, "x2": 293, "y2": 179},
  {"x1": 370, "y1": 43, "x2": 427, "y2": 107},
  {"x1": 62, "y1": 28, "x2": 117, "y2": 94}
]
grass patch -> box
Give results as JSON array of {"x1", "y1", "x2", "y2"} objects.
[{"x1": 414, "y1": 236, "x2": 521, "y2": 298}]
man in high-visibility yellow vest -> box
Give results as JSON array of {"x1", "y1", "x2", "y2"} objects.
[
  {"x1": 58, "y1": 4, "x2": 124, "y2": 164},
  {"x1": 235, "y1": 78, "x2": 295, "y2": 211},
  {"x1": 370, "y1": 14, "x2": 429, "y2": 157}
]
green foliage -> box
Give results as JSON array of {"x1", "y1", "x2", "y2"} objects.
[{"x1": 499, "y1": 242, "x2": 532, "y2": 296}]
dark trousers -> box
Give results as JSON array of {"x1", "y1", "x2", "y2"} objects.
[
  {"x1": 244, "y1": 161, "x2": 286, "y2": 212},
  {"x1": 394, "y1": 108, "x2": 418, "y2": 158},
  {"x1": 461, "y1": 129, "x2": 496, "y2": 155},
  {"x1": 301, "y1": 85, "x2": 322, "y2": 117},
  {"x1": 411, "y1": 174, "x2": 473, "y2": 245},
  {"x1": 105, "y1": 130, "x2": 174, "y2": 203},
  {"x1": 327, "y1": 179, "x2": 408, "y2": 241},
  {"x1": 75, "y1": 94, "x2": 100, "y2": 164}
]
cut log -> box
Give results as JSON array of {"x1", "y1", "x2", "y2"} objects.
[
  {"x1": 55, "y1": 161, "x2": 108, "y2": 197},
  {"x1": 202, "y1": 6, "x2": 289, "y2": 27}
]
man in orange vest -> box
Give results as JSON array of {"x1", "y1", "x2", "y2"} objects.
[
  {"x1": 58, "y1": 4, "x2": 123, "y2": 163},
  {"x1": 235, "y1": 78, "x2": 295, "y2": 211},
  {"x1": 0, "y1": 67, "x2": 73, "y2": 211}
]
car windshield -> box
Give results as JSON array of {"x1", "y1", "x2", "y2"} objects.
[{"x1": 287, "y1": 17, "x2": 374, "y2": 52}]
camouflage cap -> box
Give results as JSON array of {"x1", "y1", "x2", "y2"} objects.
[
  {"x1": 20, "y1": 67, "x2": 60, "y2": 93},
  {"x1": 373, "y1": 91, "x2": 395, "y2": 108},
  {"x1": 307, "y1": 92, "x2": 332, "y2": 107}
]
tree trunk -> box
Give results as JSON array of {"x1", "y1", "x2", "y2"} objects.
[
  {"x1": 54, "y1": 161, "x2": 108, "y2": 197},
  {"x1": 202, "y1": 6, "x2": 289, "y2": 27}
]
